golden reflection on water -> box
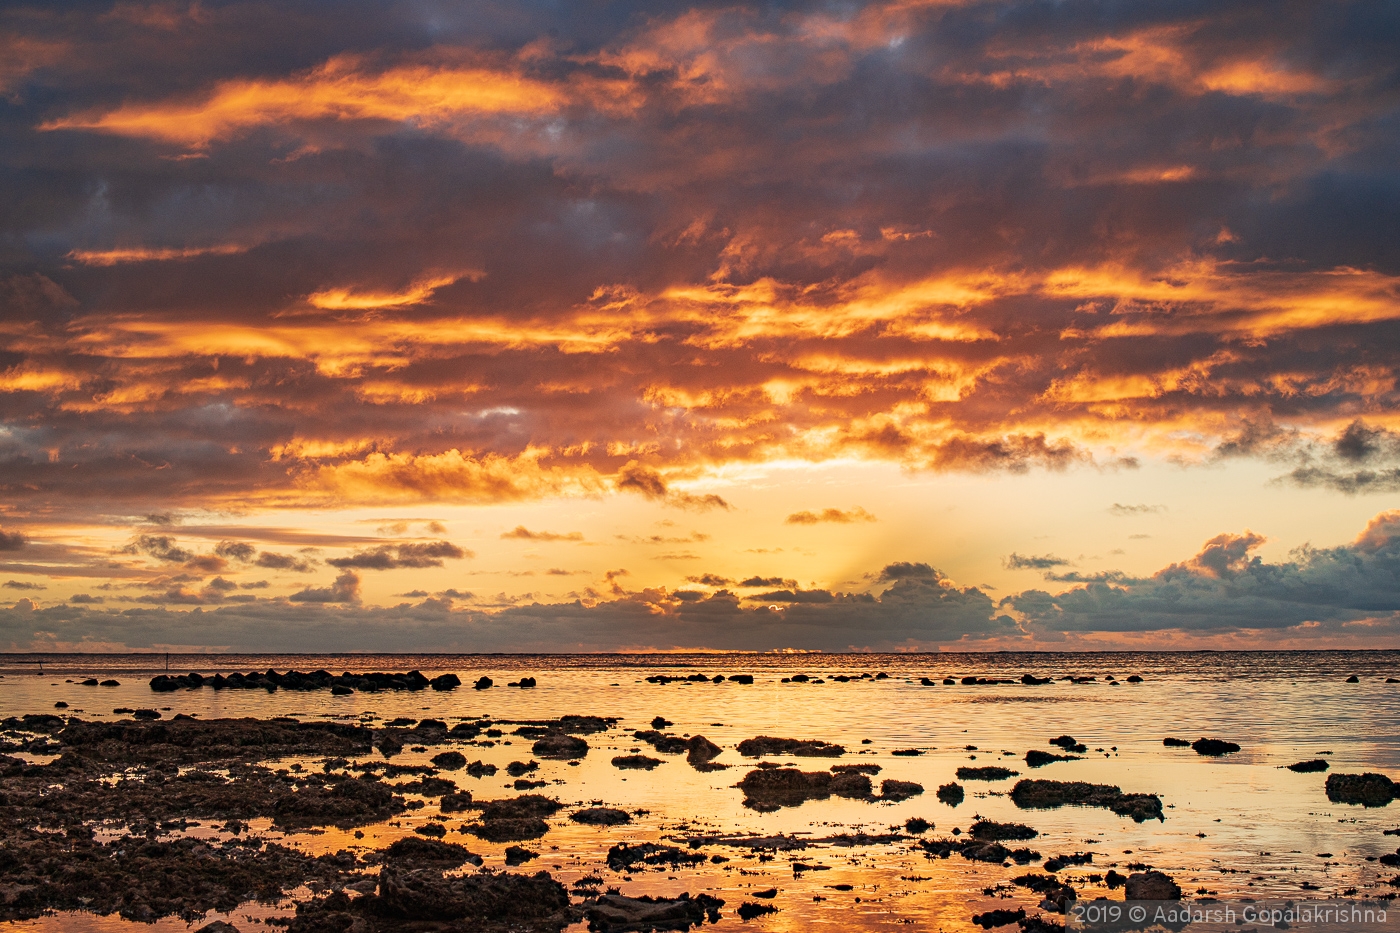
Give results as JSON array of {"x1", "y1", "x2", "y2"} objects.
[{"x1": 2, "y1": 653, "x2": 1399, "y2": 931}]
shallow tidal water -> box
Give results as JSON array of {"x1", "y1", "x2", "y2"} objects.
[{"x1": 2, "y1": 650, "x2": 1399, "y2": 932}]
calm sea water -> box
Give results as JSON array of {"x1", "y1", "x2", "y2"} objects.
[{"x1": 2, "y1": 651, "x2": 1398, "y2": 932}]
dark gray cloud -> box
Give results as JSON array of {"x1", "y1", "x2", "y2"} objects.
[
  {"x1": 1005, "y1": 512, "x2": 1400, "y2": 633},
  {"x1": 1004, "y1": 553, "x2": 1071, "y2": 570},
  {"x1": 325, "y1": 541, "x2": 469, "y2": 570}
]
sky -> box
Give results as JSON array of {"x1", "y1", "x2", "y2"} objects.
[{"x1": 0, "y1": 0, "x2": 1398, "y2": 652}]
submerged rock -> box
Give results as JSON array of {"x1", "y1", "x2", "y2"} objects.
[
  {"x1": 736, "y1": 736, "x2": 845, "y2": 758},
  {"x1": 1010, "y1": 780, "x2": 1164, "y2": 822}
]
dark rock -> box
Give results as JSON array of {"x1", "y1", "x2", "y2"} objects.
[
  {"x1": 586, "y1": 892, "x2": 723, "y2": 931},
  {"x1": 504, "y1": 845, "x2": 537, "y2": 866},
  {"x1": 1048, "y1": 736, "x2": 1087, "y2": 754},
  {"x1": 1043, "y1": 852, "x2": 1093, "y2": 872},
  {"x1": 507, "y1": 759, "x2": 539, "y2": 777},
  {"x1": 651, "y1": 717, "x2": 673, "y2": 729},
  {"x1": 1325, "y1": 772, "x2": 1398, "y2": 806},
  {"x1": 1021, "y1": 674, "x2": 1052, "y2": 686},
  {"x1": 1125, "y1": 870, "x2": 1181, "y2": 900},
  {"x1": 937, "y1": 783, "x2": 965, "y2": 806},
  {"x1": 1126, "y1": 675, "x2": 1143, "y2": 683},
  {"x1": 606, "y1": 842, "x2": 707, "y2": 872},
  {"x1": 891, "y1": 748, "x2": 923, "y2": 756},
  {"x1": 1162, "y1": 737, "x2": 1191, "y2": 747},
  {"x1": 1012, "y1": 873, "x2": 1077, "y2": 913},
  {"x1": 466, "y1": 817, "x2": 549, "y2": 842},
  {"x1": 970, "y1": 821, "x2": 1038, "y2": 842},
  {"x1": 196, "y1": 922, "x2": 241, "y2": 933},
  {"x1": 465, "y1": 760, "x2": 498, "y2": 778},
  {"x1": 571, "y1": 807, "x2": 631, "y2": 826},
  {"x1": 736, "y1": 736, "x2": 845, "y2": 757},
  {"x1": 905, "y1": 817, "x2": 931, "y2": 833},
  {"x1": 737, "y1": 767, "x2": 870, "y2": 811},
  {"x1": 613, "y1": 754, "x2": 663, "y2": 770},
  {"x1": 957, "y1": 766, "x2": 1019, "y2": 781},
  {"x1": 430, "y1": 751, "x2": 467, "y2": 770},
  {"x1": 686, "y1": 735, "x2": 723, "y2": 768},
  {"x1": 382, "y1": 836, "x2": 481, "y2": 867},
  {"x1": 1026, "y1": 750, "x2": 1080, "y2": 768},
  {"x1": 1191, "y1": 738, "x2": 1241, "y2": 756},
  {"x1": 832, "y1": 763, "x2": 882, "y2": 774},
  {"x1": 439, "y1": 791, "x2": 474, "y2": 812},
  {"x1": 430, "y1": 673, "x2": 461, "y2": 691},
  {"x1": 533, "y1": 732, "x2": 589, "y2": 759},
  {"x1": 1347, "y1": 675, "x2": 1360, "y2": 683},
  {"x1": 1286, "y1": 759, "x2": 1329, "y2": 773},
  {"x1": 737, "y1": 901, "x2": 777, "y2": 920},
  {"x1": 370, "y1": 864, "x2": 570, "y2": 926},
  {"x1": 1010, "y1": 780, "x2": 1164, "y2": 822},
  {"x1": 474, "y1": 676, "x2": 493, "y2": 690},
  {"x1": 880, "y1": 779, "x2": 924, "y2": 801},
  {"x1": 729, "y1": 674, "x2": 754, "y2": 684},
  {"x1": 414, "y1": 823, "x2": 447, "y2": 838},
  {"x1": 99, "y1": 680, "x2": 120, "y2": 687},
  {"x1": 131, "y1": 709, "x2": 161, "y2": 721},
  {"x1": 974, "y1": 908, "x2": 1028, "y2": 928}
]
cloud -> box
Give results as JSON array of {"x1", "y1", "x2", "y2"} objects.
[
  {"x1": 326, "y1": 540, "x2": 470, "y2": 570},
  {"x1": 0, "y1": 529, "x2": 26, "y2": 551},
  {"x1": 3, "y1": 580, "x2": 45, "y2": 590},
  {"x1": 214, "y1": 540, "x2": 256, "y2": 562},
  {"x1": 123, "y1": 535, "x2": 193, "y2": 563},
  {"x1": 785, "y1": 507, "x2": 877, "y2": 525},
  {"x1": 1109, "y1": 503, "x2": 1165, "y2": 516},
  {"x1": 1004, "y1": 512, "x2": 1400, "y2": 633},
  {"x1": 686, "y1": 573, "x2": 733, "y2": 586},
  {"x1": 500, "y1": 526, "x2": 584, "y2": 542},
  {"x1": 1005, "y1": 553, "x2": 1072, "y2": 570},
  {"x1": 69, "y1": 593, "x2": 103, "y2": 603},
  {"x1": 289, "y1": 570, "x2": 361, "y2": 604},
  {"x1": 738, "y1": 576, "x2": 795, "y2": 588},
  {"x1": 1282, "y1": 421, "x2": 1400, "y2": 494},
  {"x1": 3, "y1": 511, "x2": 1400, "y2": 649},
  {"x1": 616, "y1": 462, "x2": 731, "y2": 511},
  {"x1": 255, "y1": 551, "x2": 315, "y2": 572}
]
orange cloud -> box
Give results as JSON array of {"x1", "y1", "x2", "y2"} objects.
[
  {"x1": 43, "y1": 55, "x2": 573, "y2": 146},
  {"x1": 67, "y1": 245, "x2": 250, "y2": 266},
  {"x1": 307, "y1": 274, "x2": 471, "y2": 311}
]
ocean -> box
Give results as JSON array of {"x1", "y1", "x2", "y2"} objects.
[{"x1": 1, "y1": 651, "x2": 1397, "y2": 932}]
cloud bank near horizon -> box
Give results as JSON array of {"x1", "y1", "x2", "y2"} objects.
[{"x1": 6, "y1": 511, "x2": 1398, "y2": 653}]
